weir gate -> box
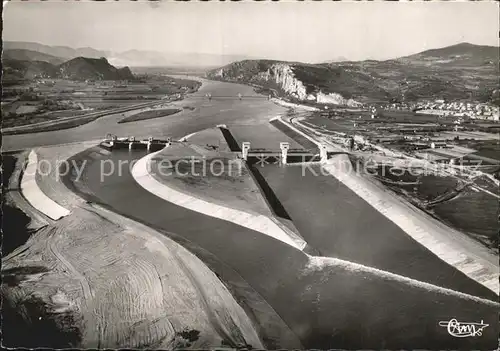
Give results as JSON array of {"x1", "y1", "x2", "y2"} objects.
[
  {"x1": 241, "y1": 142, "x2": 323, "y2": 166},
  {"x1": 100, "y1": 123, "x2": 336, "y2": 166}
]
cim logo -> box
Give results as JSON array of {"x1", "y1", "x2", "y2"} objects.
[{"x1": 439, "y1": 319, "x2": 489, "y2": 338}]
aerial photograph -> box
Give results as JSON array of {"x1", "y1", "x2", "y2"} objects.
[{"x1": 1, "y1": 1, "x2": 499, "y2": 349}]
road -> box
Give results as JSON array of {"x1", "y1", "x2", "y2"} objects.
[{"x1": 5, "y1": 78, "x2": 499, "y2": 349}]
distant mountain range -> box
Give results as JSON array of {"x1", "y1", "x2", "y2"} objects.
[
  {"x1": 3, "y1": 41, "x2": 251, "y2": 68},
  {"x1": 3, "y1": 56, "x2": 134, "y2": 81},
  {"x1": 206, "y1": 42, "x2": 499, "y2": 106},
  {"x1": 107, "y1": 49, "x2": 251, "y2": 68},
  {"x1": 3, "y1": 49, "x2": 65, "y2": 65},
  {"x1": 397, "y1": 42, "x2": 499, "y2": 66},
  {"x1": 2, "y1": 41, "x2": 498, "y2": 105},
  {"x1": 4, "y1": 41, "x2": 109, "y2": 60}
]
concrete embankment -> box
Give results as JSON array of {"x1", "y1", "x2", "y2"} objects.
[
  {"x1": 3, "y1": 151, "x2": 49, "y2": 256},
  {"x1": 35, "y1": 140, "x2": 102, "y2": 210},
  {"x1": 322, "y1": 154, "x2": 499, "y2": 295},
  {"x1": 63, "y1": 142, "x2": 499, "y2": 349},
  {"x1": 269, "y1": 118, "x2": 319, "y2": 151},
  {"x1": 299, "y1": 255, "x2": 498, "y2": 349},
  {"x1": 132, "y1": 150, "x2": 307, "y2": 251},
  {"x1": 5, "y1": 141, "x2": 264, "y2": 348},
  {"x1": 20, "y1": 150, "x2": 71, "y2": 221}
]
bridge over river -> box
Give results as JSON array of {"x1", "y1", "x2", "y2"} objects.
[{"x1": 4, "y1": 77, "x2": 498, "y2": 349}]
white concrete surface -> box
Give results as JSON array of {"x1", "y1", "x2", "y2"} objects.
[
  {"x1": 322, "y1": 155, "x2": 499, "y2": 295},
  {"x1": 271, "y1": 98, "x2": 320, "y2": 111},
  {"x1": 274, "y1": 116, "x2": 321, "y2": 147},
  {"x1": 20, "y1": 150, "x2": 71, "y2": 220},
  {"x1": 306, "y1": 256, "x2": 499, "y2": 306},
  {"x1": 131, "y1": 150, "x2": 307, "y2": 251}
]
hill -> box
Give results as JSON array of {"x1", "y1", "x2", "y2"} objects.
[
  {"x1": 406, "y1": 42, "x2": 499, "y2": 65},
  {"x1": 2, "y1": 56, "x2": 134, "y2": 81},
  {"x1": 207, "y1": 43, "x2": 499, "y2": 106},
  {"x1": 3, "y1": 49, "x2": 64, "y2": 65},
  {"x1": 2, "y1": 59, "x2": 59, "y2": 80},
  {"x1": 3, "y1": 41, "x2": 109, "y2": 60},
  {"x1": 3, "y1": 41, "x2": 250, "y2": 68},
  {"x1": 59, "y1": 57, "x2": 134, "y2": 80}
]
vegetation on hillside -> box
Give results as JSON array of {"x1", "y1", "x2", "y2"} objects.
[
  {"x1": 207, "y1": 43, "x2": 499, "y2": 105},
  {"x1": 3, "y1": 56, "x2": 135, "y2": 81}
]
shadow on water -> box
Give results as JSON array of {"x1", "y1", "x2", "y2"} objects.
[
  {"x1": 58, "y1": 146, "x2": 499, "y2": 349},
  {"x1": 246, "y1": 162, "x2": 292, "y2": 220},
  {"x1": 219, "y1": 127, "x2": 241, "y2": 152},
  {"x1": 2, "y1": 205, "x2": 34, "y2": 256},
  {"x1": 2, "y1": 266, "x2": 49, "y2": 286},
  {"x1": 2, "y1": 153, "x2": 82, "y2": 348}
]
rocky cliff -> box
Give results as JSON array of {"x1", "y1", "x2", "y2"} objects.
[
  {"x1": 207, "y1": 60, "x2": 365, "y2": 107},
  {"x1": 59, "y1": 57, "x2": 134, "y2": 81},
  {"x1": 206, "y1": 42, "x2": 499, "y2": 106}
]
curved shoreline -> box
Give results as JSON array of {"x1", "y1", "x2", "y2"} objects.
[
  {"x1": 286, "y1": 116, "x2": 498, "y2": 294},
  {"x1": 322, "y1": 154, "x2": 499, "y2": 295},
  {"x1": 20, "y1": 150, "x2": 71, "y2": 220},
  {"x1": 60, "y1": 140, "x2": 500, "y2": 348},
  {"x1": 5, "y1": 76, "x2": 500, "y2": 348},
  {"x1": 130, "y1": 145, "x2": 499, "y2": 299},
  {"x1": 131, "y1": 150, "x2": 307, "y2": 251},
  {"x1": 6, "y1": 142, "x2": 265, "y2": 348},
  {"x1": 306, "y1": 255, "x2": 499, "y2": 306}
]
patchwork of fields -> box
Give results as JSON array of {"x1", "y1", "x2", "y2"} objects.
[{"x1": 2, "y1": 77, "x2": 200, "y2": 128}]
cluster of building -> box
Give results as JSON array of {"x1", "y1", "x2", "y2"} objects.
[
  {"x1": 383, "y1": 99, "x2": 499, "y2": 121},
  {"x1": 382, "y1": 102, "x2": 412, "y2": 111},
  {"x1": 414, "y1": 100, "x2": 499, "y2": 121}
]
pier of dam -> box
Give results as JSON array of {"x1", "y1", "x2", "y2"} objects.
[
  {"x1": 100, "y1": 121, "x2": 332, "y2": 166},
  {"x1": 101, "y1": 134, "x2": 173, "y2": 152}
]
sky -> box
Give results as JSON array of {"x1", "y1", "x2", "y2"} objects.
[{"x1": 3, "y1": 1, "x2": 499, "y2": 63}]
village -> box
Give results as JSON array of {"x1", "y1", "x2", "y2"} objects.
[{"x1": 383, "y1": 99, "x2": 500, "y2": 121}]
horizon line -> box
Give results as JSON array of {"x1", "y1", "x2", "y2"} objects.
[{"x1": 4, "y1": 39, "x2": 499, "y2": 64}]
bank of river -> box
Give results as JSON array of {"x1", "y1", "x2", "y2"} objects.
[
  {"x1": 371, "y1": 165, "x2": 499, "y2": 251},
  {"x1": 60, "y1": 148, "x2": 498, "y2": 349}
]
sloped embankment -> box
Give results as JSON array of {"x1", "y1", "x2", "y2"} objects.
[
  {"x1": 21, "y1": 150, "x2": 71, "y2": 220},
  {"x1": 322, "y1": 154, "x2": 499, "y2": 295},
  {"x1": 2, "y1": 152, "x2": 42, "y2": 257},
  {"x1": 2, "y1": 141, "x2": 263, "y2": 349},
  {"x1": 2, "y1": 206, "x2": 263, "y2": 349},
  {"x1": 136, "y1": 127, "x2": 307, "y2": 250}
]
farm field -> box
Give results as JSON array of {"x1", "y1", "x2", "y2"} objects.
[
  {"x1": 1, "y1": 76, "x2": 200, "y2": 128},
  {"x1": 460, "y1": 139, "x2": 500, "y2": 161}
]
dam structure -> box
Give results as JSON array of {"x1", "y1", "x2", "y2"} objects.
[{"x1": 101, "y1": 134, "x2": 172, "y2": 152}]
